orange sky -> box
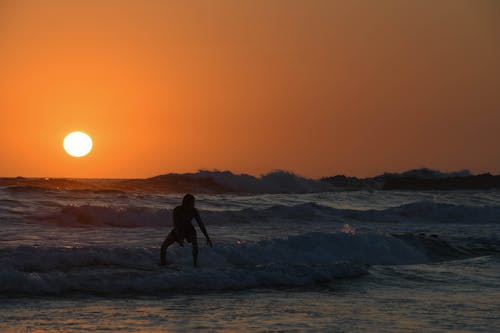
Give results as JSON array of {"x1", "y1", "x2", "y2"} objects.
[{"x1": 1, "y1": 0, "x2": 499, "y2": 178}]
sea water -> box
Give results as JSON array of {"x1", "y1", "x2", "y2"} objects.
[{"x1": 0, "y1": 186, "x2": 499, "y2": 332}]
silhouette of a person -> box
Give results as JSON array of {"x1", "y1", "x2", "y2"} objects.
[{"x1": 160, "y1": 194, "x2": 212, "y2": 267}]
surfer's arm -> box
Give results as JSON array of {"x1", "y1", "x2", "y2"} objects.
[{"x1": 194, "y1": 210, "x2": 212, "y2": 247}]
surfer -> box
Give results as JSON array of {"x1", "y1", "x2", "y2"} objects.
[{"x1": 160, "y1": 194, "x2": 212, "y2": 267}]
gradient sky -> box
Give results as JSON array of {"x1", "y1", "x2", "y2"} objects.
[{"x1": 1, "y1": 0, "x2": 499, "y2": 178}]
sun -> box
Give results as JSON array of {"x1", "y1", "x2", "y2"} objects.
[{"x1": 63, "y1": 131, "x2": 93, "y2": 157}]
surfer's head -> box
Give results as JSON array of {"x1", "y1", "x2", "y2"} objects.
[{"x1": 182, "y1": 194, "x2": 195, "y2": 208}]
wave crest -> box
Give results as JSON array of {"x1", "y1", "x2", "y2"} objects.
[{"x1": 34, "y1": 201, "x2": 500, "y2": 227}]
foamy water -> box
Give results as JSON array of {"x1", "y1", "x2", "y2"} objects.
[{"x1": 1, "y1": 187, "x2": 499, "y2": 331}]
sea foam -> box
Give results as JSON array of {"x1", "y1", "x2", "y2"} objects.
[{"x1": 0, "y1": 232, "x2": 432, "y2": 295}]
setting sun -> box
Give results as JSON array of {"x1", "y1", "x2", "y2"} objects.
[{"x1": 63, "y1": 131, "x2": 93, "y2": 157}]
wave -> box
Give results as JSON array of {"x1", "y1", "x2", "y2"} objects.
[
  {"x1": 0, "y1": 171, "x2": 335, "y2": 194},
  {"x1": 1, "y1": 185, "x2": 127, "y2": 195},
  {"x1": 1, "y1": 231, "x2": 491, "y2": 295},
  {"x1": 2, "y1": 168, "x2": 497, "y2": 194},
  {"x1": 34, "y1": 201, "x2": 500, "y2": 228},
  {"x1": 0, "y1": 232, "x2": 438, "y2": 295},
  {"x1": 34, "y1": 205, "x2": 172, "y2": 227},
  {"x1": 376, "y1": 168, "x2": 471, "y2": 180},
  {"x1": 148, "y1": 170, "x2": 336, "y2": 193},
  {"x1": 214, "y1": 201, "x2": 500, "y2": 224},
  {"x1": 2, "y1": 185, "x2": 56, "y2": 193}
]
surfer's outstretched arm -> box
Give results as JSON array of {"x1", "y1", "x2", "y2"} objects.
[{"x1": 194, "y1": 210, "x2": 212, "y2": 247}]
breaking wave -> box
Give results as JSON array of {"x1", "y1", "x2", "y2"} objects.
[
  {"x1": 34, "y1": 201, "x2": 500, "y2": 227},
  {"x1": 376, "y1": 168, "x2": 471, "y2": 180},
  {"x1": 148, "y1": 170, "x2": 336, "y2": 193},
  {"x1": 0, "y1": 170, "x2": 336, "y2": 194},
  {"x1": 0, "y1": 232, "x2": 438, "y2": 295},
  {"x1": 2, "y1": 168, "x2": 497, "y2": 193}
]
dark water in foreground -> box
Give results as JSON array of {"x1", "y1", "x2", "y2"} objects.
[{"x1": 2, "y1": 256, "x2": 499, "y2": 332}]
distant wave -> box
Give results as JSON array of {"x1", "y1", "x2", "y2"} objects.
[
  {"x1": 376, "y1": 168, "x2": 471, "y2": 180},
  {"x1": 2, "y1": 185, "x2": 55, "y2": 193},
  {"x1": 0, "y1": 232, "x2": 437, "y2": 295},
  {"x1": 33, "y1": 201, "x2": 500, "y2": 228},
  {"x1": 0, "y1": 170, "x2": 335, "y2": 194},
  {"x1": 148, "y1": 170, "x2": 336, "y2": 193},
  {"x1": 143, "y1": 168, "x2": 482, "y2": 192},
  {"x1": 2, "y1": 168, "x2": 496, "y2": 193},
  {"x1": 1, "y1": 185, "x2": 127, "y2": 194}
]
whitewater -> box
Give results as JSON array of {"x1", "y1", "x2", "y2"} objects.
[{"x1": 1, "y1": 184, "x2": 499, "y2": 332}]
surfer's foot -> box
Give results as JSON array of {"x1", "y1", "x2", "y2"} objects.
[{"x1": 160, "y1": 260, "x2": 167, "y2": 266}]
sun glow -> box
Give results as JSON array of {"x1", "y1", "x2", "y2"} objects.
[{"x1": 63, "y1": 132, "x2": 93, "y2": 157}]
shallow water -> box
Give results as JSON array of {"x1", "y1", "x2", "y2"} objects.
[{"x1": 2, "y1": 256, "x2": 499, "y2": 332}]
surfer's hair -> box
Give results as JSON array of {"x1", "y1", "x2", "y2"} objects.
[{"x1": 182, "y1": 194, "x2": 195, "y2": 206}]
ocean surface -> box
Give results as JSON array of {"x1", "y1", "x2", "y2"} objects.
[{"x1": 1, "y1": 183, "x2": 499, "y2": 332}]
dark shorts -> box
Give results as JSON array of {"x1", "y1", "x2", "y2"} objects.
[{"x1": 169, "y1": 224, "x2": 196, "y2": 244}]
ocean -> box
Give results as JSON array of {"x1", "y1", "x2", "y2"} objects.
[{"x1": 1, "y1": 181, "x2": 499, "y2": 332}]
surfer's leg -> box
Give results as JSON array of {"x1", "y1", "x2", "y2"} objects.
[
  {"x1": 187, "y1": 233, "x2": 199, "y2": 267},
  {"x1": 160, "y1": 231, "x2": 176, "y2": 266}
]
